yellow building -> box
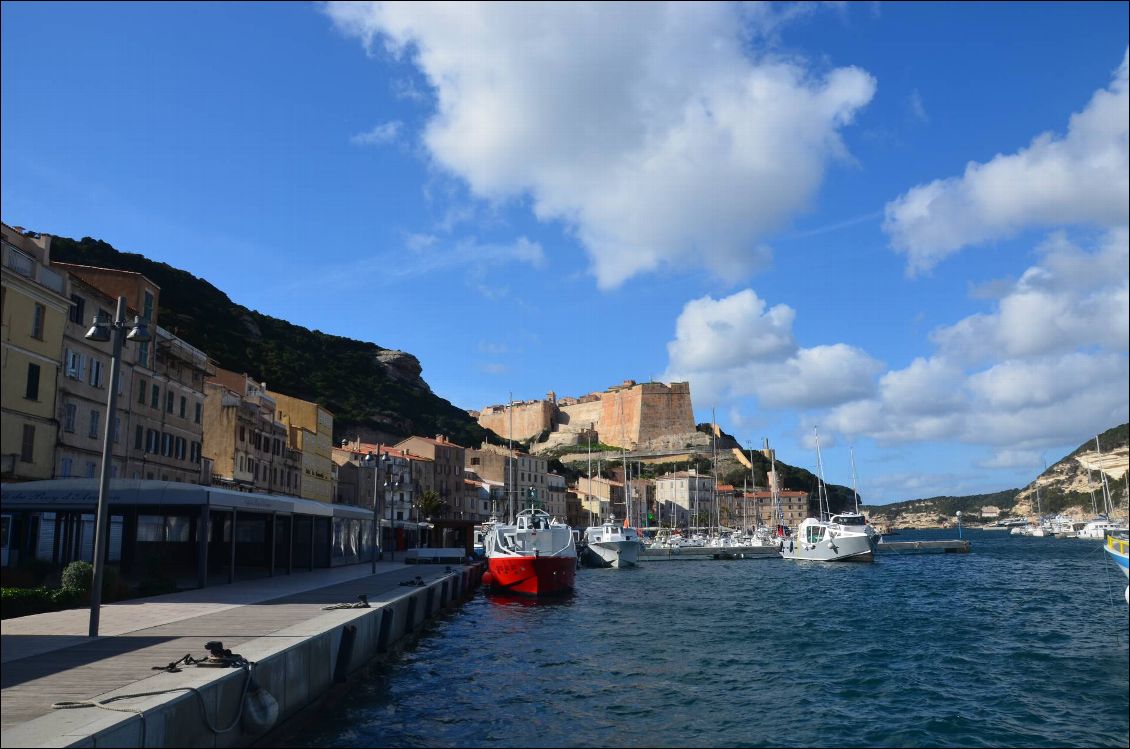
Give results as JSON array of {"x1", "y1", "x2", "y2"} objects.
[
  {"x1": 1, "y1": 224, "x2": 70, "y2": 480},
  {"x1": 269, "y1": 390, "x2": 333, "y2": 503}
]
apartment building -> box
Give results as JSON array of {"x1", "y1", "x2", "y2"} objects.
[
  {"x1": 55, "y1": 264, "x2": 210, "y2": 483},
  {"x1": 464, "y1": 443, "x2": 550, "y2": 519},
  {"x1": 1, "y1": 225, "x2": 70, "y2": 481},
  {"x1": 745, "y1": 489, "x2": 811, "y2": 530},
  {"x1": 270, "y1": 391, "x2": 334, "y2": 503},
  {"x1": 654, "y1": 469, "x2": 714, "y2": 526},
  {"x1": 395, "y1": 434, "x2": 465, "y2": 515},
  {"x1": 203, "y1": 368, "x2": 300, "y2": 494},
  {"x1": 575, "y1": 475, "x2": 624, "y2": 523}
]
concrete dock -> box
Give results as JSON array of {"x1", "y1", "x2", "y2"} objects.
[
  {"x1": 1, "y1": 560, "x2": 484, "y2": 748},
  {"x1": 877, "y1": 538, "x2": 971, "y2": 554},
  {"x1": 638, "y1": 545, "x2": 779, "y2": 561}
]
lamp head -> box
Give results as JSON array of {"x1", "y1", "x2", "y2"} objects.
[
  {"x1": 125, "y1": 316, "x2": 151, "y2": 343},
  {"x1": 84, "y1": 312, "x2": 112, "y2": 342}
]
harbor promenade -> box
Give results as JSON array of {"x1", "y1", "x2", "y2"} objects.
[{"x1": 1, "y1": 560, "x2": 483, "y2": 748}]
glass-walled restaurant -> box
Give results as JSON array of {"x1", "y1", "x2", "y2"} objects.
[{"x1": 0, "y1": 480, "x2": 421, "y2": 588}]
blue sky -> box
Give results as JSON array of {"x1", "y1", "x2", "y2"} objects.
[{"x1": 3, "y1": 2, "x2": 1127, "y2": 504}]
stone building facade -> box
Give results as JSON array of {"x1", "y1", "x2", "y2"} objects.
[{"x1": 269, "y1": 391, "x2": 334, "y2": 503}]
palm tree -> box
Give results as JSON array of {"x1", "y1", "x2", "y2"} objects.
[{"x1": 417, "y1": 489, "x2": 448, "y2": 520}]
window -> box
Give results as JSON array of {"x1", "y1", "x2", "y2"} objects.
[
  {"x1": 20, "y1": 424, "x2": 35, "y2": 462},
  {"x1": 25, "y1": 363, "x2": 40, "y2": 400},
  {"x1": 166, "y1": 391, "x2": 174, "y2": 413},
  {"x1": 88, "y1": 409, "x2": 100, "y2": 439},
  {"x1": 146, "y1": 429, "x2": 159, "y2": 454},
  {"x1": 64, "y1": 403, "x2": 77, "y2": 433},
  {"x1": 69, "y1": 294, "x2": 85, "y2": 325},
  {"x1": 151, "y1": 385, "x2": 160, "y2": 409},
  {"x1": 138, "y1": 379, "x2": 147, "y2": 404},
  {"x1": 161, "y1": 433, "x2": 173, "y2": 457},
  {"x1": 179, "y1": 396, "x2": 186, "y2": 418},
  {"x1": 239, "y1": 426, "x2": 246, "y2": 442},
  {"x1": 113, "y1": 416, "x2": 121, "y2": 444},
  {"x1": 61, "y1": 457, "x2": 73, "y2": 477},
  {"x1": 32, "y1": 303, "x2": 45, "y2": 339},
  {"x1": 194, "y1": 402, "x2": 202, "y2": 424},
  {"x1": 89, "y1": 358, "x2": 104, "y2": 387},
  {"x1": 65, "y1": 349, "x2": 83, "y2": 379},
  {"x1": 135, "y1": 425, "x2": 143, "y2": 450},
  {"x1": 85, "y1": 461, "x2": 98, "y2": 478}
]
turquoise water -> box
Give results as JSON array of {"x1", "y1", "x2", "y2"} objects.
[{"x1": 291, "y1": 529, "x2": 1129, "y2": 748}]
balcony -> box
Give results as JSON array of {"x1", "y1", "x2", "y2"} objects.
[
  {"x1": 156, "y1": 325, "x2": 213, "y2": 372},
  {"x1": 3, "y1": 242, "x2": 67, "y2": 295}
]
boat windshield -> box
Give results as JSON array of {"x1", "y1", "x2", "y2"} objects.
[{"x1": 832, "y1": 515, "x2": 866, "y2": 526}]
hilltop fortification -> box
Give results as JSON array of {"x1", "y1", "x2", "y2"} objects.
[{"x1": 476, "y1": 380, "x2": 696, "y2": 452}]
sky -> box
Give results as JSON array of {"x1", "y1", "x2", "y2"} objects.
[{"x1": 3, "y1": 1, "x2": 1127, "y2": 505}]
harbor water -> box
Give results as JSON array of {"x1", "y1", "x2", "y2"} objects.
[{"x1": 290, "y1": 529, "x2": 1129, "y2": 748}]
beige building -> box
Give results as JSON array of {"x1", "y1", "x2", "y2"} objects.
[
  {"x1": 546, "y1": 472, "x2": 567, "y2": 521},
  {"x1": 746, "y1": 490, "x2": 811, "y2": 529},
  {"x1": 270, "y1": 391, "x2": 334, "y2": 503},
  {"x1": 1, "y1": 224, "x2": 70, "y2": 480},
  {"x1": 575, "y1": 475, "x2": 624, "y2": 523},
  {"x1": 655, "y1": 470, "x2": 714, "y2": 526},
  {"x1": 396, "y1": 435, "x2": 465, "y2": 514},
  {"x1": 465, "y1": 442, "x2": 549, "y2": 518},
  {"x1": 56, "y1": 264, "x2": 210, "y2": 483},
  {"x1": 204, "y1": 369, "x2": 300, "y2": 494}
]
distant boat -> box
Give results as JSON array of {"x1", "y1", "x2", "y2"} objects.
[
  {"x1": 1103, "y1": 529, "x2": 1129, "y2": 604},
  {"x1": 779, "y1": 433, "x2": 877, "y2": 563},
  {"x1": 1077, "y1": 517, "x2": 1122, "y2": 540},
  {"x1": 580, "y1": 516, "x2": 644, "y2": 568}
]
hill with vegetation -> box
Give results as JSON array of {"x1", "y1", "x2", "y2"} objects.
[
  {"x1": 867, "y1": 423, "x2": 1128, "y2": 526},
  {"x1": 50, "y1": 234, "x2": 490, "y2": 447}
]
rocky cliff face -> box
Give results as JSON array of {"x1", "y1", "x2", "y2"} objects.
[{"x1": 375, "y1": 349, "x2": 430, "y2": 393}]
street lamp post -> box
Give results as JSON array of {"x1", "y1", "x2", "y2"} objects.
[
  {"x1": 387, "y1": 475, "x2": 400, "y2": 561},
  {"x1": 363, "y1": 447, "x2": 384, "y2": 574},
  {"x1": 85, "y1": 296, "x2": 150, "y2": 637}
]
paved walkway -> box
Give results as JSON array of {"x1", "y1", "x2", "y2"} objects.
[{"x1": 0, "y1": 561, "x2": 457, "y2": 733}]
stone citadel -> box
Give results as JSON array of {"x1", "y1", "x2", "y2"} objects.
[{"x1": 473, "y1": 380, "x2": 697, "y2": 453}]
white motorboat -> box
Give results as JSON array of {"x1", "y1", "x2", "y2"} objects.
[
  {"x1": 580, "y1": 516, "x2": 644, "y2": 568},
  {"x1": 779, "y1": 436, "x2": 877, "y2": 563},
  {"x1": 1078, "y1": 517, "x2": 1124, "y2": 540}
]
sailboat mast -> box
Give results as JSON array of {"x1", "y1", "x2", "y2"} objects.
[
  {"x1": 850, "y1": 447, "x2": 860, "y2": 514},
  {"x1": 508, "y1": 392, "x2": 515, "y2": 523},
  {"x1": 1095, "y1": 435, "x2": 1113, "y2": 515},
  {"x1": 814, "y1": 429, "x2": 829, "y2": 520},
  {"x1": 587, "y1": 431, "x2": 593, "y2": 526}
]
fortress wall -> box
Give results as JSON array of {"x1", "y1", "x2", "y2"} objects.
[
  {"x1": 558, "y1": 399, "x2": 604, "y2": 433},
  {"x1": 477, "y1": 400, "x2": 554, "y2": 441},
  {"x1": 636, "y1": 382, "x2": 695, "y2": 445},
  {"x1": 599, "y1": 387, "x2": 643, "y2": 449}
]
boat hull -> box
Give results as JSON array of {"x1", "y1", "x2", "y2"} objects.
[
  {"x1": 486, "y1": 554, "x2": 576, "y2": 596},
  {"x1": 582, "y1": 540, "x2": 642, "y2": 568},
  {"x1": 779, "y1": 533, "x2": 876, "y2": 562}
]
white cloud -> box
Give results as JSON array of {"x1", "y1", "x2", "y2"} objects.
[
  {"x1": 326, "y1": 1, "x2": 876, "y2": 288},
  {"x1": 824, "y1": 230, "x2": 1129, "y2": 452},
  {"x1": 663, "y1": 289, "x2": 884, "y2": 410},
  {"x1": 350, "y1": 120, "x2": 403, "y2": 145},
  {"x1": 930, "y1": 228, "x2": 1129, "y2": 364},
  {"x1": 883, "y1": 48, "x2": 1129, "y2": 273}
]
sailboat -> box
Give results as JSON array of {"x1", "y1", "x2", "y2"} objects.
[{"x1": 779, "y1": 431, "x2": 877, "y2": 563}]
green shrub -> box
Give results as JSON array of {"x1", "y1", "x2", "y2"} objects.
[
  {"x1": 0, "y1": 587, "x2": 84, "y2": 619},
  {"x1": 61, "y1": 560, "x2": 94, "y2": 593}
]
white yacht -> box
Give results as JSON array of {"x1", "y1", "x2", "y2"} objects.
[
  {"x1": 779, "y1": 437, "x2": 878, "y2": 563},
  {"x1": 1078, "y1": 517, "x2": 1124, "y2": 540},
  {"x1": 580, "y1": 516, "x2": 644, "y2": 568}
]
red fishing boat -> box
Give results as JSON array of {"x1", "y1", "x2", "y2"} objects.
[{"x1": 481, "y1": 508, "x2": 577, "y2": 596}]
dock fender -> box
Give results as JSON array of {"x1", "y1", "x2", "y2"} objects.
[{"x1": 243, "y1": 669, "x2": 280, "y2": 733}]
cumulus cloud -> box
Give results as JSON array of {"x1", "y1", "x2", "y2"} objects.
[
  {"x1": 350, "y1": 120, "x2": 402, "y2": 145},
  {"x1": 824, "y1": 229, "x2": 1130, "y2": 457},
  {"x1": 326, "y1": 1, "x2": 875, "y2": 288},
  {"x1": 663, "y1": 289, "x2": 884, "y2": 409},
  {"x1": 883, "y1": 48, "x2": 1129, "y2": 273}
]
